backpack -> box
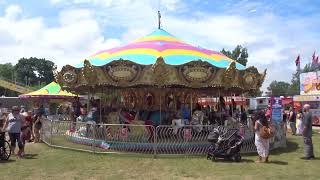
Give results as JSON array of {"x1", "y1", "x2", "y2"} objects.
[{"x1": 259, "y1": 121, "x2": 273, "y2": 139}]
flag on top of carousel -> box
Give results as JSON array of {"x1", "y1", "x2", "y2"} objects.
[{"x1": 310, "y1": 51, "x2": 319, "y2": 69}]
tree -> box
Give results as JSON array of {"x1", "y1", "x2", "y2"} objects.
[
  {"x1": 0, "y1": 63, "x2": 18, "y2": 96},
  {"x1": 266, "y1": 81, "x2": 291, "y2": 97},
  {"x1": 287, "y1": 71, "x2": 300, "y2": 96},
  {"x1": 15, "y1": 57, "x2": 55, "y2": 86},
  {"x1": 246, "y1": 89, "x2": 263, "y2": 97},
  {"x1": 0, "y1": 63, "x2": 14, "y2": 80},
  {"x1": 221, "y1": 45, "x2": 248, "y2": 66}
]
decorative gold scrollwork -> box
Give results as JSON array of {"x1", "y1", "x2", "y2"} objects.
[
  {"x1": 223, "y1": 61, "x2": 237, "y2": 87},
  {"x1": 152, "y1": 57, "x2": 169, "y2": 86},
  {"x1": 82, "y1": 60, "x2": 97, "y2": 85}
]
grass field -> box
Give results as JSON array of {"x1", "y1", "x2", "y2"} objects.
[{"x1": 0, "y1": 132, "x2": 320, "y2": 180}]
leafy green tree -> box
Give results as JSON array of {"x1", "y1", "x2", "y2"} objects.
[
  {"x1": 15, "y1": 57, "x2": 55, "y2": 86},
  {"x1": 221, "y1": 45, "x2": 248, "y2": 66},
  {"x1": 0, "y1": 63, "x2": 15, "y2": 80},
  {"x1": 287, "y1": 71, "x2": 300, "y2": 96},
  {"x1": 0, "y1": 63, "x2": 18, "y2": 96},
  {"x1": 246, "y1": 89, "x2": 263, "y2": 97},
  {"x1": 266, "y1": 81, "x2": 291, "y2": 97}
]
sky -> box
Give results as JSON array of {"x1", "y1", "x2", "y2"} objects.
[{"x1": 0, "y1": 0, "x2": 320, "y2": 92}]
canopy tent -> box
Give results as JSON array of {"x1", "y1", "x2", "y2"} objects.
[{"x1": 19, "y1": 82, "x2": 78, "y2": 99}]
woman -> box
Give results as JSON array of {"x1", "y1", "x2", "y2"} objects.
[
  {"x1": 254, "y1": 111, "x2": 272, "y2": 163},
  {"x1": 2, "y1": 106, "x2": 25, "y2": 157},
  {"x1": 296, "y1": 110, "x2": 304, "y2": 135}
]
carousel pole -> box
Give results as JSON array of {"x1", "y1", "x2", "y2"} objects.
[
  {"x1": 99, "y1": 87, "x2": 102, "y2": 124},
  {"x1": 190, "y1": 91, "x2": 193, "y2": 118},
  {"x1": 218, "y1": 89, "x2": 222, "y2": 123},
  {"x1": 87, "y1": 89, "x2": 90, "y2": 110},
  {"x1": 159, "y1": 88, "x2": 162, "y2": 125}
]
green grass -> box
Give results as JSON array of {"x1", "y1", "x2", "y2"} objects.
[{"x1": 0, "y1": 132, "x2": 320, "y2": 180}]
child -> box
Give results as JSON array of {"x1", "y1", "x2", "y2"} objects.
[{"x1": 19, "y1": 125, "x2": 31, "y2": 157}]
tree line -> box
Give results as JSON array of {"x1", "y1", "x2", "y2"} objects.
[{"x1": 0, "y1": 57, "x2": 55, "y2": 96}]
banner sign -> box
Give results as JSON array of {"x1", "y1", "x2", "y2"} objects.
[
  {"x1": 300, "y1": 71, "x2": 320, "y2": 95},
  {"x1": 271, "y1": 97, "x2": 282, "y2": 124}
]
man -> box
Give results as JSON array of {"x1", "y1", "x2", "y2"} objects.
[
  {"x1": 302, "y1": 104, "x2": 315, "y2": 160},
  {"x1": 181, "y1": 104, "x2": 190, "y2": 124},
  {"x1": 288, "y1": 107, "x2": 296, "y2": 135},
  {"x1": 2, "y1": 106, "x2": 25, "y2": 156}
]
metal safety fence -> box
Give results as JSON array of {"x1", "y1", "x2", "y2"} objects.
[{"x1": 41, "y1": 119, "x2": 287, "y2": 157}]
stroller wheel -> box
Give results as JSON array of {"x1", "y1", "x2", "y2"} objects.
[
  {"x1": 211, "y1": 156, "x2": 216, "y2": 162},
  {"x1": 207, "y1": 155, "x2": 211, "y2": 160},
  {"x1": 234, "y1": 154, "x2": 241, "y2": 162}
]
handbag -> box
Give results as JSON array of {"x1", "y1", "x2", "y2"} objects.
[{"x1": 259, "y1": 122, "x2": 273, "y2": 139}]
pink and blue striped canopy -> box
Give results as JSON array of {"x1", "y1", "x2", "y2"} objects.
[{"x1": 76, "y1": 28, "x2": 245, "y2": 70}]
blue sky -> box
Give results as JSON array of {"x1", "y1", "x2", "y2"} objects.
[{"x1": 0, "y1": 0, "x2": 320, "y2": 92}]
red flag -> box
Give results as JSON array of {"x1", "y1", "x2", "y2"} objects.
[
  {"x1": 312, "y1": 51, "x2": 316, "y2": 63},
  {"x1": 295, "y1": 55, "x2": 300, "y2": 66}
]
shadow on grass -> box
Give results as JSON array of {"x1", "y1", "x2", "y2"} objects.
[
  {"x1": 23, "y1": 153, "x2": 38, "y2": 159},
  {"x1": 209, "y1": 158, "x2": 254, "y2": 163},
  {"x1": 0, "y1": 159, "x2": 15, "y2": 163},
  {"x1": 268, "y1": 160, "x2": 288, "y2": 165},
  {"x1": 271, "y1": 140, "x2": 299, "y2": 155}
]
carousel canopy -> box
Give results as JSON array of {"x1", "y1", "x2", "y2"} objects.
[
  {"x1": 76, "y1": 28, "x2": 245, "y2": 70},
  {"x1": 19, "y1": 82, "x2": 78, "y2": 99},
  {"x1": 57, "y1": 27, "x2": 266, "y2": 93}
]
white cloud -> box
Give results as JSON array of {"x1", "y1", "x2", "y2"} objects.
[
  {"x1": 0, "y1": 5, "x2": 120, "y2": 69},
  {"x1": 4, "y1": 4, "x2": 22, "y2": 20}
]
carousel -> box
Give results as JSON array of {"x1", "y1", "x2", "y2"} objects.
[
  {"x1": 53, "y1": 20, "x2": 269, "y2": 154},
  {"x1": 56, "y1": 26, "x2": 266, "y2": 123}
]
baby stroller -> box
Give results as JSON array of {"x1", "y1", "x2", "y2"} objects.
[
  {"x1": 0, "y1": 131, "x2": 11, "y2": 160},
  {"x1": 207, "y1": 126, "x2": 243, "y2": 162}
]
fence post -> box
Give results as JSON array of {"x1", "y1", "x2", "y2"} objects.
[
  {"x1": 153, "y1": 126, "x2": 157, "y2": 159},
  {"x1": 50, "y1": 120, "x2": 53, "y2": 145},
  {"x1": 92, "y1": 123, "x2": 96, "y2": 154}
]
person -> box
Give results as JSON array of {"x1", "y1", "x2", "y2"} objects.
[
  {"x1": 229, "y1": 99, "x2": 237, "y2": 117},
  {"x1": 302, "y1": 104, "x2": 315, "y2": 160},
  {"x1": 282, "y1": 109, "x2": 287, "y2": 133},
  {"x1": 296, "y1": 110, "x2": 304, "y2": 135},
  {"x1": 72, "y1": 96, "x2": 82, "y2": 118},
  {"x1": 181, "y1": 104, "x2": 190, "y2": 124},
  {"x1": 23, "y1": 111, "x2": 34, "y2": 142},
  {"x1": 33, "y1": 112, "x2": 43, "y2": 143},
  {"x1": 191, "y1": 103, "x2": 204, "y2": 133},
  {"x1": 265, "y1": 105, "x2": 272, "y2": 120},
  {"x1": 254, "y1": 111, "x2": 272, "y2": 163},
  {"x1": 171, "y1": 109, "x2": 184, "y2": 135},
  {"x1": 2, "y1": 106, "x2": 25, "y2": 157},
  {"x1": 288, "y1": 107, "x2": 296, "y2": 135},
  {"x1": 0, "y1": 108, "x2": 9, "y2": 149},
  {"x1": 240, "y1": 106, "x2": 247, "y2": 125}
]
